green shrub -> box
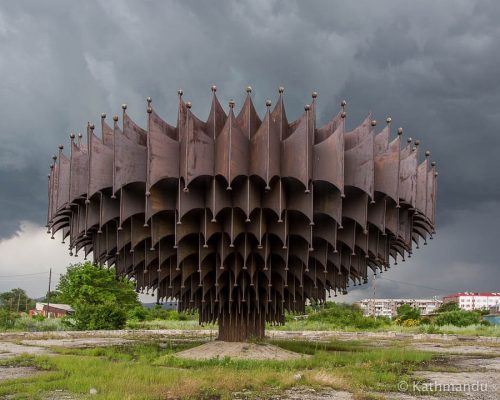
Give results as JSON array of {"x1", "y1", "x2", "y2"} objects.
[
  {"x1": 436, "y1": 302, "x2": 460, "y2": 313},
  {"x1": 0, "y1": 308, "x2": 19, "y2": 330},
  {"x1": 396, "y1": 304, "x2": 421, "y2": 321},
  {"x1": 434, "y1": 310, "x2": 481, "y2": 327},
  {"x1": 63, "y1": 302, "x2": 127, "y2": 330},
  {"x1": 421, "y1": 324, "x2": 442, "y2": 334},
  {"x1": 127, "y1": 306, "x2": 151, "y2": 322},
  {"x1": 13, "y1": 315, "x2": 65, "y2": 332},
  {"x1": 307, "y1": 303, "x2": 389, "y2": 329}
]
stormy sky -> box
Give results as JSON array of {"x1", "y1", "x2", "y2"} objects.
[{"x1": 0, "y1": 0, "x2": 499, "y2": 301}]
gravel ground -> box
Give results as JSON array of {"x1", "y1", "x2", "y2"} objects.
[
  {"x1": 1, "y1": 329, "x2": 499, "y2": 344},
  {"x1": 0, "y1": 366, "x2": 39, "y2": 381},
  {"x1": 20, "y1": 337, "x2": 135, "y2": 349},
  {"x1": 411, "y1": 342, "x2": 500, "y2": 355}
]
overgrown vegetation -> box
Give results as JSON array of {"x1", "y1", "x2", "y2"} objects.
[
  {"x1": 303, "y1": 302, "x2": 391, "y2": 329},
  {"x1": 56, "y1": 262, "x2": 140, "y2": 330},
  {"x1": 0, "y1": 339, "x2": 435, "y2": 399}
]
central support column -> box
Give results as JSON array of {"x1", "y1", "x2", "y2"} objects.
[{"x1": 217, "y1": 307, "x2": 266, "y2": 342}]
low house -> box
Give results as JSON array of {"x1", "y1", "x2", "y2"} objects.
[{"x1": 29, "y1": 302, "x2": 74, "y2": 318}]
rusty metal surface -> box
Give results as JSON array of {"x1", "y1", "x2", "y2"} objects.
[{"x1": 46, "y1": 86, "x2": 437, "y2": 335}]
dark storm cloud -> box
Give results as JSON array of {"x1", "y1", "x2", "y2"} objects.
[{"x1": 0, "y1": 0, "x2": 498, "y2": 296}]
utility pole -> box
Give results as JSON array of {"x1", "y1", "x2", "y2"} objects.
[
  {"x1": 47, "y1": 268, "x2": 52, "y2": 318},
  {"x1": 16, "y1": 290, "x2": 21, "y2": 313},
  {"x1": 371, "y1": 273, "x2": 376, "y2": 317}
]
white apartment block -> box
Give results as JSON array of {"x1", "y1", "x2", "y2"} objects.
[
  {"x1": 443, "y1": 292, "x2": 500, "y2": 311},
  {"x1": 356, "y1": 298, "x2": 442, "y2": 318}
]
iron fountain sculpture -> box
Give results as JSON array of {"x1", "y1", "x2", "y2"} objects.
[{"x1": 47, "y1": 86, "x2": 437, "y2": 341}]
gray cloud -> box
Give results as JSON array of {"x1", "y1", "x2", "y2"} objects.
[{"x1": 0, "y1": 0, "x2": 498, "y2": 297}]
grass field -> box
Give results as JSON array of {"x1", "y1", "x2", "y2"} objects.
[
  {"x1": 0, "y1": 338, "x2": 436, "y2": 400},
  {"x1": 125, "y1": 318, "x2": 500, "y2": 337}
]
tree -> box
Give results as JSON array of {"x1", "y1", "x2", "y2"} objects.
[
  {"x1": 436, "y1": 302, "x2": 460, "y2": 313},
  {"x1": 0, "y1": 288, "x2": 34, "y2": 313},
  {"x1": 56, "y1": 262, "x2": 140, "y2": 330},
  {"x1": 41, "y1": 290, "x2": 63, "y2": 304},
  {"x1": 396, "y1": 304, "x2": 421, "y2": 321}
]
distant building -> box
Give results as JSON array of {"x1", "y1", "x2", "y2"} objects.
[
  {"x1": 29, "y1": 302, "x2": 74, "y2": 318},
  {"x1": 356, "y1": 298, "x2": 442, "y2": 318},
  {"x1": 442, "y1": 292, "x2": 500, "y2": 311}
]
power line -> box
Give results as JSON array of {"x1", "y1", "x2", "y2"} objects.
[
  {"x1": 0, "y1": 271, "x2": 50, "y2": 278},
  {"x1": 376, "y1": 276, "x2": 452, "y2": 293}
]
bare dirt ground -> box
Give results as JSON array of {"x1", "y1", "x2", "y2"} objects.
[
  {"x1": 0, "y1": 342, "x2": 52, "y2": 359},
  {"x1": 411, "y1": 342, "x2": 500, "y2": 355},
  {"x1": 1, "y1": 329, "x2": 499, "y2": 344},
  {"x1": 0, "y1": 366, "x2": 39, "y2": 382},
  {"x1": 175, "y1": 340, "x2": 308, "y2": 360},
  {"x1": 0, "y1": 330, "x2": 499, "y2": 399},
  {"x1": 19, "y1": 337, "x2": 134, "y2": 349}
]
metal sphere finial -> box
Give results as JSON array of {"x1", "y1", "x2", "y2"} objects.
[
  {"x1": 397, "y1": 127, "x2": 403, "y2": 135},
  {"x1": 89, "y1": 123, "x2": 95, "y2": 130},
  {"x1": 246, "y1": 86, "x2": 252, "y2": 93},
  {"x1": 407, "y1": 137, "x2": 412, "y2": 143},
  {"x1": 186, "y1": 101, "x2": 192, "y2": 109},
  {"x1": 122, "y1": 104, "x2": 127, "y2": 110},
  {"x1": 229, "y1": 99, "x2": 235, "y2": 108},
  {"x1": 415, "y1": 139, "x2": 420, "y2": 146},
  {"x1": 312, "y1": 91, "x2": 318, "y2": 99},
  {"x1": 58, "y1": 144, "x2": 64, "y2": 150},
  {"x1": 341, "y1": 100, "x2": 347, "y2": 107},
  {"x1": 386, "y1": 117, "x2": 392, "y2": 124},
  {"x1": 371, "y1": 120, "x2": 377, "y2": 127},
  {"x1": 78, "y1": 133, "x2": 83, "y2": 138},
  {"x1": 113, "y1": 115, "x2": 119, "y2": 122},
  {"x1": 147, "y1": 106, "x2": 152, "y2": 114},
  {"x1": 70, "y1": 133, "x2": 75, "y2": 139},
  {"x1": 265, "y1": 99, "x2": 272, "y2": 107},
  {"x1": 101, "y1": 113, "x2": 106, "y2": 119},
  {"x1": 431, "y1": 161, "x2": 436, "y2": 167},
  {"x1": 278, "y1": 86, "x2": 284, "y2": 93},
  {"x1": 211, "y1": 85, "x2": 217, "y2": 92},
  {"x1": 425, "y1": 150, "x2": 430, "y2": 157},
  {"x1": 177, "y1": 89, "x2": 183, "y2": 96},
  {"x1": 304, "y1": 104, "x2": 310, "y2": 111},
  {"x1": 341, "y1": 111, "x2": 347, "y2": 118}
]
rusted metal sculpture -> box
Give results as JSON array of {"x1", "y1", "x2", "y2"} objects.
[{"x1": 47, "y1": 87, "x2": 437, "y2": 341}]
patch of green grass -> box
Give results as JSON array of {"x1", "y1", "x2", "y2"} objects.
[
  {"x1": 0, "y1": 339, "x2": 436, "y2": 399},
  {"x1": 126, "y1": 319, "x2": 213, "y2": 330},
  {"x1": 269, "y1": 319, "x2": 500, "y2": 337}
]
